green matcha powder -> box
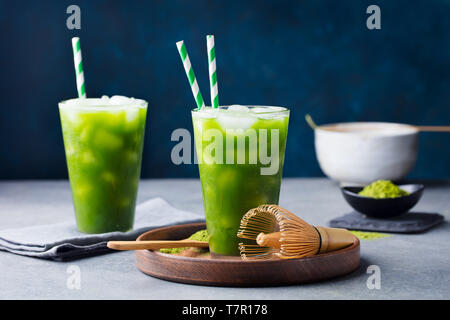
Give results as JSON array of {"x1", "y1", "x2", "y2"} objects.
[
  {"x1": 349, "y1": 230, "x2": 390, "y2": 240},
  {"x1": 358, "y1": 180, "x2": 409, "y2": 199},
  {"x1": 160, "y1": 229, "x2": 209, "y2": 254}
]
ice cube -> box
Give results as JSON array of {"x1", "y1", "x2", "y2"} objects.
[
  {"x1": 267, "y1": 106, "x2": 285, "y2": 112},
  {"x1": 74, "y1": 184, "x2": 92, "y2": 197},
  {"x1": 101, "y1": 171, "x2": 116, "y2": 184},
  {"x1": 81, "y1": 151, "x2": 96, "y2": 164},
  {"x1": 218, "y1": 168, "x2": 238, "y2": 188},
  {"x1": 250, "y1": 107, "x2": 270, "y2": 114},
  {"x1": 80, "y1": 125, "x2": 94, "y2": 142},
  {"x1": 217, "y1": 113, "x2": 256, "y2": 130},
  {"x1": 125, "y1": 151, "x2": 138, "y2": 163},
  {"x1": 251, "y1": 106, "x2": 286, "y2": 119},
  {"x1": 257, "y1": 113, "x2": 285, "y2": 120},
  {"x1": 94, "y1": 129, "x2": 123, "y2": 150},
  {"x1": 194, "y1": 107, "x2": 218, "y2": 119},
  {"x1": 61, "y1": 109, "x2": 83, "y2": 128},
  {"x1": 227, "y1": 105, "x2": 250, "y2": 113},
  {"x1": 65, "y1": 143, "x2": 76, "y2": 156},
  {"x1": 125, "y1": 108, "x2": 139, "y2": 123},
  {"x1": 118, "y1": 197, "x2": 132, "y2": 208},
  {"x1": 110, "y1": 95, "x2": 132, "y2": 105}
]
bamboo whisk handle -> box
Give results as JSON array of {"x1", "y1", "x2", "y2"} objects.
[
  {"x1": 255, "y1": 228, "x2": 354, "y2": 257},
  {"x1": 316, "y1": 227, "x2": 354, "y2": 253},
  {"x1": 256, "y1": 228, "x2": 354, "y2": 255}
]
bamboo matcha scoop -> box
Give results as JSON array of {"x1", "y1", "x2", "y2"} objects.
[
  {"x1": 107, "y1": 239, "x2": 208, "y2": 251},
  {"x1": 237, "y1": 204, "x2": 354, "y2": 260}
]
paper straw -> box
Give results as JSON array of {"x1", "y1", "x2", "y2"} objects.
[
  {"x1": 207, "y1": 35, "x2": 219, "y2": 109},
  {"x1": 176, "y1": 40, "x2": 205, "y2": 110},
  {"x1": 71, "y1": 37, "x2": 86, "y2": 98}
]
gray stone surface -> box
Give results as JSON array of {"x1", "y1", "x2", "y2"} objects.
[{"x1": 0, "y1": 178, "x2": 449, "y2": 300}]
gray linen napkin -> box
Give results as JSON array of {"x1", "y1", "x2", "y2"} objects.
[{"x1": 0, "y1": 197, "x2": 204, "y2": 261}]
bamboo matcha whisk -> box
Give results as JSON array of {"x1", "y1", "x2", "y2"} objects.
[{"x1": 237, "y1": 204, "x2": 354, "y2": 260}]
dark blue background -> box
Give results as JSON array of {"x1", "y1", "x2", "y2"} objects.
[{"x1": 0, "y1": 0, "x2": 449, "y2": 179}]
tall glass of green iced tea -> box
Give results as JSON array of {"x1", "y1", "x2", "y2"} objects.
[
  {"x1": 59, "y1": 96, "x2": 147, "y2": 233},
  {"x1": 192, "y1": 105, "x2": 289, "y2": 256}
]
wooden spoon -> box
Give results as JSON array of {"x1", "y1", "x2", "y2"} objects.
[
  {"x1": 305, "y1": 114, "x2": 450, "y2": 132},
  {"x1": 414, "y1": 126, "x2": 450, "y2": 132},
  {"x1": 107, "y1": 239, "x2": 209, "y2": 251}
]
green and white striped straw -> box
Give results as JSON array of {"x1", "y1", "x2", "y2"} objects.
[
  {"x1": 71, "y1": 37, "x2": 86, "y2": 99},
  {"x1": 206, "y1": 35, "x2": 219, "y2": 109},
  {"x1": 176, "y1": 40, "x2": 205, "y2": 110}
]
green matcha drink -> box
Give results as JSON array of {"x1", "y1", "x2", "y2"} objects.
[
  {"x1": 59, "y1": 96, "x2": 147, "y2": 233},
  {"x1": 192, "y1": 105, "x2": 289, "y2": 255}
]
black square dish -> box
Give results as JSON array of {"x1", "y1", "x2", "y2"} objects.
[
  {"x1": 341, "y1": 184, "x2": 424, "y2": 218},
  {"x1": 329, "y1": 212, "x2": 444, "y2": 233}
]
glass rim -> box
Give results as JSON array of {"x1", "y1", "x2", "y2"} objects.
[
  {"x1": 58, "y1": 97, "x2": 148, "y2": 110},
  {"x1": 191, "y1": 105, "x2": 290, "y2": 115}
]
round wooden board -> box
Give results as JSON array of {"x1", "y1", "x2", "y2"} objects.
[{"x1": 135, "y1": 222, "x2": 360, "y2": 287}]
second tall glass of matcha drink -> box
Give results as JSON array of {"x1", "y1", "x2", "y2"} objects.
[
  {"x1": 192, "y1": 105, "x2": 289, "y2": 256},
  {"x1": 59, "y1": 96, "x2": 147, "y2": 234}
]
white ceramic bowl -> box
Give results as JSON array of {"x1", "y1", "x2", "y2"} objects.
[{"x1": 314, "y1": 122, "x2": 419, "y2": 185}]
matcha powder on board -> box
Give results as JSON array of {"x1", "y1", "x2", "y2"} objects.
[
  {"x1": 349, "y1": 230, "x2": 391, "y2": 241},
  {"x1": 358, "y1": 180, "x2": 409, "y2": 199},
  {"x1": 160, "y1": 229, "x2": 209, "y2": 254}
]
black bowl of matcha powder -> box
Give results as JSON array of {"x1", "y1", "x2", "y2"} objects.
[{"x1": 341, "y1": 180, "x2": 424, "y2": 218}]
